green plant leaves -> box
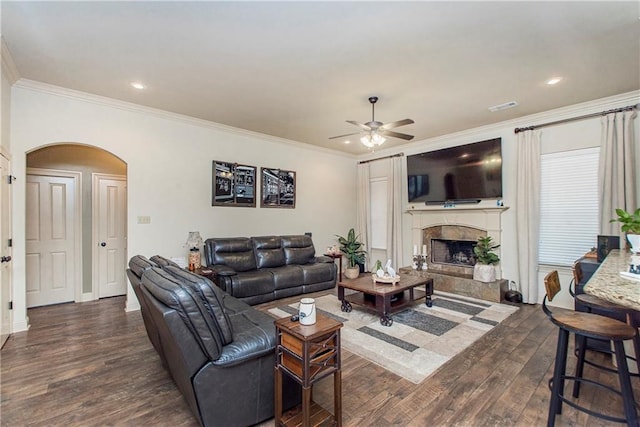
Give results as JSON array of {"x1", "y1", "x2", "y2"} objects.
[
  {"x1": 611, "y1": 208, "x2": 640, "y2": 234},
  {"x1": 473, "y1": 236, "x2": 500, "y2": 265},
  {"x1": 335, "y1": 227, "x2": 367, "y2": 268}
]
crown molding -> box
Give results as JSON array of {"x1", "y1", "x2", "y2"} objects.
[
  {"x1": 1, "y1": 37, "x2": 21, "y2": 84},
  {"x1": 12, "y1": 79, "x2": 356, "y2": 159},
  {"x1": 359, "y1": 90, "x2": 640, "y2": 161}
]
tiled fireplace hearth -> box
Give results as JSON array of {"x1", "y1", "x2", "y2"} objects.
[{"x1": 404, "y1": 205, "x2": 509, "y2": 302}]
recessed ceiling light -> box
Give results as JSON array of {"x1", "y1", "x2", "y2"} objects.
[
  {"x1": 344, "y1": 140, "x2": 351, "y2": 144},
  {"x1": 130, "y1": 82, "x2": 146, "y2": 90},
  {"x1": 546, "y1": 77, "x2": 563, "y2": 85}
]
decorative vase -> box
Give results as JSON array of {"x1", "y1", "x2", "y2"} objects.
[
  {"x1": 344, "y1": 266, "x2": 360, "y2": 279},
  {"x1": 189, "y1": 248, "x2": 201, "y2": 270},
  {"x1": 473, "y1": 264, "x2": 496, "y2": 283},
  {"x1": 627, "y1": 234, "x2": 640, "y2": 254}
]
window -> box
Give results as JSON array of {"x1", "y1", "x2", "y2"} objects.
[
  {"x1": 370, "y1": 178, "x2": 387, "y2": 250},
  {"x1": 539, "y1": 147, "x2": 599, "y2": 266}
]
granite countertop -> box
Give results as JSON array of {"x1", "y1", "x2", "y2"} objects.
[{"x1": 584, "y1": 249, "x2": 640, "y2": 310}]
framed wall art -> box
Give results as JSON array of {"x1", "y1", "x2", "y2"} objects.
[
  {"x1": 212, "y1": 161, "x2": 257, "y2": 207},
  {"x1": 260, "y1": 167, "x2": 296, "y2": 208}
]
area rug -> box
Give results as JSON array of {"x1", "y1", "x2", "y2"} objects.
[{"x1": 268, "y1": 291, "x2": 518, "y2": 384}]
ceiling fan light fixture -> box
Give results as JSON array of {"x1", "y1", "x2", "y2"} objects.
[{"x1": 360, "y1": 132, "x2": 386, "y2": 148}]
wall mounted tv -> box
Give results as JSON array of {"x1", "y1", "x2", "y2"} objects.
[{"x1": 407, "y1": 137, "x2": 502, "y2": 204}]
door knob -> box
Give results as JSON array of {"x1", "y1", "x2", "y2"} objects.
[
  {"x1": 1, "y1": 256, "x2": 11, "y2": 263},
  {"x1": 100, "y1": 242, "x2": 107, "y2": 247}
]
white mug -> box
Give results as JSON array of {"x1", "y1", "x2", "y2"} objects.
[{"x1": 299, "y1": 298, "x2": 316, "y2": 325}]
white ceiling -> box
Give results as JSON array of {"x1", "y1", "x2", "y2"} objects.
[{"x1": 2, "y1": 1, "x2": 639, "y2": 154}]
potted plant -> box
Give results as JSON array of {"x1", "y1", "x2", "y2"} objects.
[
  {"x1": 336, "y1": 228, "x2": 366, "y2": 279},
  {"x1": 611, "y1": 208, "x2": 640, "y2": 254},
  {"x1": 472, "y1": 236, "x2": 500, "y2": 282}
]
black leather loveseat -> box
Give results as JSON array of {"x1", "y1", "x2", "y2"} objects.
[
  {"x1": 126, "y1": 255, "x2": 299, "y2": 427},
  {"x1": 204, "y1": 235, "x2": 337, "y2": 305}
]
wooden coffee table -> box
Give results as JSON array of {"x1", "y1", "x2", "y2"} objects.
[{"x1": 338, "y1": 273, "x2": 434, "y2": 326}]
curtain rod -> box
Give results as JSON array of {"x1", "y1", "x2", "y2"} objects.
[
  {"x1": 358, "y1": 152, "x2": 405, "y2": 164},
  {"x1": 514, "y1": 103, "x2": 639, "y2": 134}
]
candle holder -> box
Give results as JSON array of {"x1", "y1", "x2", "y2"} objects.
[
  {"x1": 413, "y1": 255, "x2": 428, "y2": 271},
  {"x1": 418, "y1": 255, "x2": 428, "y2": 271},
  {"x1": 630, "y1": 254, "x2": 640, "y2": 275}
]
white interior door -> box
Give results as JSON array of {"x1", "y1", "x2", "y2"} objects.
[
  {"x1": 1, "y1": 155, "x2": 12, "y2": 346},
  {"x1": 25, "y1": 172, "x2": 79, "y2": 307},
  {"x1": 94, "y1": 174, "x2": 127, "y2": 298}
]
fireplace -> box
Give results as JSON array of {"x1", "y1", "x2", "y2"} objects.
[
  {"x1": 431, "y1": 239, "x2": 476, "y2": 267},
  {"x1": 407, "y1": 205, "x2": 508, "y2": 302},
  {"x1": 423, "y1": 224, "x2": 486, "y2": 276}
]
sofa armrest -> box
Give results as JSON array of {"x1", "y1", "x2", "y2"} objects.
[
  {"x1": 211, "y1": 265, "x2": 237, "y2": 276},
  {"x1": 314, "y1": 255, "x2": 334, "y2": 264}
]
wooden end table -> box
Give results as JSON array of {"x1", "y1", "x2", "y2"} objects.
[
  {"x1": 192, "y1": 266, "x2": 216, "y2": 282},
  {"x1": 338, "y1": 273, "x2": 434, "y2": 326},
  {"x1": 275, "y1": 314, "x2": 343, "y2": 427},
  {"x1": 324, "y1": 253, "x2": 343, "y2": 280}
]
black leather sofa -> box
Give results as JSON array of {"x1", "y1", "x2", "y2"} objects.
[
  {"x1": 204, "y1": 235, "x2": 337, "y2": 305},
  {"x1": 126, "y1": 255, "x2": 299, "y2": 427}
]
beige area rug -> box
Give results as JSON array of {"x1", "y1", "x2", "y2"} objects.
[{"x1": 269, "y1": 291, "x2": 518, "y2": 384}]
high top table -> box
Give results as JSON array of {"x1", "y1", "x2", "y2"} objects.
[{"x1": 584, "y1": 249, "x2": 640, "y2": 310}]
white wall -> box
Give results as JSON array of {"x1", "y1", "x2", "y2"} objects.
[
  {"x1": 9, "y1": 82, "x2": 357, "y2": 329},
  {"x1": 1, "y1": 72, "x2": 10, "y2": 153},
  {"x1": 358, "y1": 91, "x2": 640, "y2": 309}
]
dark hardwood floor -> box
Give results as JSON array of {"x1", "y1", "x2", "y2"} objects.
[{"x1": 2, "y1": 291, "x2": 637, "y2": 426}]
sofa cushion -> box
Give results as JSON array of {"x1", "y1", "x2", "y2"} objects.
[
  {"x1": 299, "y1": 263, "x2": 336, "y2": 285},
  {"x1": 229, "y1": 270, "x2": 274, "y2": 298},
  {"x1": 205, "y1": 238, "x2": 257, "y2": 272},
  {"x1": 129, "y1": 255, "x2": 157, "y2": 278},
  {"x1": 265, "y1": 266, "x2": 304, "y2": 290},
  {"x1": 150, "y1": 255, "x2": 181, "y2": 268},
  {"x1": 213, "y1": 310, "x2": 276, "y2": 367},
  {"x1": 163, "y1": 266, "x2": 234, "y2": 345},
  {"x1": 252, "y1": 236, "x2": 286, "y2": 268},
  {"x1": 281, "y1": 235, "x2": 315, "y2": 265},
  {"x1": 141, "y1": 267, "x2": 224, "y2": 360}
]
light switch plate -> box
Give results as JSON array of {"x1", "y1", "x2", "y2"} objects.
[{"x1": 137, "y1": 216, "x2": 151, "y2": 224}]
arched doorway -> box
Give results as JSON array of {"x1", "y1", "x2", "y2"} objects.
[{"x1": 26, "y1": 143, "x2": 127, "y2": 308}]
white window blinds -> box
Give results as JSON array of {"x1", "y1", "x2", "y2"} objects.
[{"x1": 539, "y1": 147, "x2": 600, "y2": 266}]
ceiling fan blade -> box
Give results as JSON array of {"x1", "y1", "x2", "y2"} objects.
[
  {"x1": 346, "y1": 120, "x2": 372, "y2": 131},
  {"x1": 380, "y1": 118, "x2": 414, "y2": 130},
  {"x1": 328, "y1": 132, "x2": 360, "y2": 140},
  {"x1": 379, "y1": 129, "x2": 414, "y2": 140}
]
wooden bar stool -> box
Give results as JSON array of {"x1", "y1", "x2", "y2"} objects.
[
  {"x1": 543, "y1": 270, "x2": 638, "y2": 426},
  {"x1": 569, "y1": 262, "x2": 640, "y2": 386}
]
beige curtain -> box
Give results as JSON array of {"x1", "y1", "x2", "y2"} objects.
[
  {"x1": 356, "y1": 163, "x2": 371, "y2": 272},
  {"x1": 599, "y1": 110, "x2": 637, "y2": 246},
  {"x1": 516, "y1": 130, "x2": 541, "y2": 304},
  {"x1": 386, "y1": 157, "x2": 403, "y2": 269}
]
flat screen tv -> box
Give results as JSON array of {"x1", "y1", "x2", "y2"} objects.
[{"x1": 407, "y1": 137, "x2": 502, "y2": 204}]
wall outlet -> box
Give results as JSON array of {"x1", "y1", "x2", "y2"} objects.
[{"x1": 137, "y1": 216, "x2": 151, "y2": 224}]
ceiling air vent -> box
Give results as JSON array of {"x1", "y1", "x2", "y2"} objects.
[{"x1": 488, "y1": 101, "x2": 519, "y2": 112}]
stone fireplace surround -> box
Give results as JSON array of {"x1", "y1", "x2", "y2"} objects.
[{"x1": 404, "y1": 205, "x2": 509, "y2": 302}]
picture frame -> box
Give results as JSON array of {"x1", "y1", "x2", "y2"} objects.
[
  {"x1": 212, "y1": 161, "x2": 257, "y2": 207},
  {"x1": 260, "y1": 167, "x2": 296, "y2": 208}
]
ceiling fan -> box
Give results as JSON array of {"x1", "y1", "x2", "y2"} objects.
[{"x1": 329, "y1": 96, "x2": 414, "y2": 148}]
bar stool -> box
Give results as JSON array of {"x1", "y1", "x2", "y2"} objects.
[
  {"x1": 569, "y1": 262, "x2": 640, "y2": 386},
  {"x1": 543, "y1": 270, "x2": 638, "y2": 426}
]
